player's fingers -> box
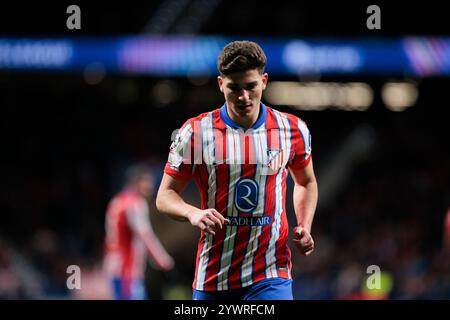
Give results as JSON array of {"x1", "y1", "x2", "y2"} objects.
[
  {"x1": 206, "y1": 212, "x2": 223, "y2": 230},
  {"x1": 203, "y1": 217, "x2": 219, "y2": 230},
  {"x1": 303, "y1": 241, "x2": 315, "y2": 252},
  {"x1": 211, "y1": 209, "x2": 228, "y2": 225},
  {"x1": 293, "y1": 239, "x2": 303, "y2": 249},
  {"x1": 204, "y1": 223, "x2": 216, "y2": 236},
  {"x1": 200, "y1": 221, "x2": 215, "y2": 233},
  {"x1": 300, "y1": 236, "x2": 313, "y2": 246},
  {"x1": 298, "y1": 245, "x2": 312, "y2": 255},
  {"x1": 199, "y1": 221, "x2": 216, "y2": 235},
  {"x1": 293, "y1": 239, "x2": 314, "y2": 252},
  {"x1": 206, "y1": 227, "x2": 216, "y2": 236},
  {"x1": 303, "y1": 242, "x2": 314, "y2": 250},
  {"x1": 198, "y1": 221, "x2": 207, "y2": 230},
  {"x1": 203, "y1": 219, "x2": 222, "y2": 235},
  {"x1": 301, "y1": 242, "x2": 314, "y2": 252}
]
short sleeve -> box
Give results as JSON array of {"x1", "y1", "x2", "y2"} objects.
[
  {"x1": 164, "y1": 121, "x2": 195, "y2": 181},
  {"x1": 125, "y1": 197, "x2": 152, "y2": 235},
  {"x1": 288, "y1": 118, "x2": 312, "y2": 170}
]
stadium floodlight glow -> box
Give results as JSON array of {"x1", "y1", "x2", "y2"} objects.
[
  {"x1": 152, "y1": 80, "x2": 179, "y2": 106},
  {"x1": 1, "y1": 37, "x2": 450, "y2": 77},
  {"x1": 264, "y1": 81, "x2": 373, "y2": 111},
  {"x1": 381, "y1": 82, "x2": 418, "y2": 111}
]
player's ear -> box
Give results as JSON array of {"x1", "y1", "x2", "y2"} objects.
[
  {"x1": 261, "y1": 73, "x2": 268, "y2": 90},
  {"x1": 217, "y1": 76, "x2": 224, "y2": 93}
]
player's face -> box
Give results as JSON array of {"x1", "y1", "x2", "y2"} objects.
[
  {"x1": 137, "y1": 173, "x2": 154, "y2": 198},
  {"x1": 218, "y1": 69, "x2": 268, "y2": 125}
]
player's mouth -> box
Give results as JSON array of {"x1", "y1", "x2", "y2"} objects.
[{"x1": 237, "y1": 103, "x2": 253, "y2": 110}]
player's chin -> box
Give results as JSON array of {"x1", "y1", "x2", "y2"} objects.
[{"x1": 236, "y1": 108, "x2": 251, "y2": 116}]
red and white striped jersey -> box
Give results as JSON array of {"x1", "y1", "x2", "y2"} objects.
[
  {"x1": 164, "y1": 103, "x2": 312, "y2": 291},
  {"x1": 445, "y1": 208, "x2": 450, "y2": 241},
  {"x1": 103, "y1": 190, "x2": 170, "y2": 280}
]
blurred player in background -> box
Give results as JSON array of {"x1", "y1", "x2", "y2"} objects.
[
  {"x1": 156, "y1": 41, "x2": 318, "y2": 300},
  {"x1": 444, "y1": 208, "x2": 450, "y2": 249},
  {"x1": 103, "y1": 164, "x2": 174, "y2": 300}
]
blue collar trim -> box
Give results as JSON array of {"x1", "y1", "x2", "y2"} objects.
[{"x1": 220, "y1": 102, "x2": 267, "y2": 130}]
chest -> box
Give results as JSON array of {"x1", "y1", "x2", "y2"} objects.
[{"x1": 200, "y1": 128, "x2": 293, "y2": 176}]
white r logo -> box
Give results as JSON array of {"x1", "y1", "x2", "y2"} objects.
[
  {"x1": 234, "y1": 178, "x2": 259, "y2": 213},
  {"x1": 241, "y1": 185, "x2": 256, "y2": 207}
]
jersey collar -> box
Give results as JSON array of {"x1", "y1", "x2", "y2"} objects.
[{"x1": 220, "y1": 102, "x2": 268, "y2": 130}]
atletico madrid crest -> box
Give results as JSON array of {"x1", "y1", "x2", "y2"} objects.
[{"x1": 266, "y1": 149, "x2": 286, "y2": 172}]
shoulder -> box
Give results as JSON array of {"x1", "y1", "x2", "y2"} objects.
[
  {"x1": 125, "y1": 194, "x2": 148, "y2": 212},
  {"x1": 177, "y1": 109, "x2": 217, "y2": 131},
  {"x1": 107, "y1": 192, "x2": 137, "y2": 210},
  {"x1": 119, "y1": 191, "x2": 140, "y2": 203},
  {"x1": 266, "y1": 105, "x2": 309, "y2": 130}
]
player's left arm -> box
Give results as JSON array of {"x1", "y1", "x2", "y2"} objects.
[
  {"x1": 288, "y1": 160, "x2": 318, "y2": 256},
  {"x1": 126, "y1": 200, "x2": 174, "y2": 271}
]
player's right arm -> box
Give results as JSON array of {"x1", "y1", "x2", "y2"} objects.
[
  {"x1": 156, "y1": 173, "x2": 228, "y2": 235},
  {"x1": 125, "y1": 198, "x2": 174, "y2": 271}
]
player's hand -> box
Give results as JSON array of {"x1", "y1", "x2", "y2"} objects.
[
  {"x1": 160, "y1": 254, "x2": 175, "y2": 272},
  {"x1": 187, "y1": 208, "x2": 229, "y2": 236},
  {"x1": 293, "y1": 226, "x2": 314, "y2": 256}
]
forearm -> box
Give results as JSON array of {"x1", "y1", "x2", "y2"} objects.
[
  {"x1": 156, "y1": 188, "x2": 198, "y2": 222},
  {"x1": 140, "y1": 231, "x2": 172, "y2": 265},
  {"x1": 293, "y1": 179, "x2": 318, "y2": 233},
  {"x1": 129, "y1": 221, "x2": 172, "y2": 264}
]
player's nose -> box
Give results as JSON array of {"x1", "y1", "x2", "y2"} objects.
[{"x1": 238, "y1": 89, "x2": 250, "y2": 100}]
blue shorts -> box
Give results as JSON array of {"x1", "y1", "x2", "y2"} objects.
[
  {"x1": 192, "y1": 278, "x2": 293, "y2": 300},
  {"x1": 112, "y1": 277, "x2": 148, "y2": 300}
]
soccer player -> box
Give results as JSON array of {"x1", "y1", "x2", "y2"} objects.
[
  {"x1": 103, "y1": 164, "x2": 174, "y2": 300},
  {"x1": 156, "y1": 41, "x2": 318, "y2": 300}
]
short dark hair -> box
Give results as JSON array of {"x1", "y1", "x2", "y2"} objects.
[{"x1": 217, "y1": 41, "x2": 267, "y2": 76}]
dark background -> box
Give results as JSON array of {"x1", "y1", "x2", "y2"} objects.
[{"x1": 0, "y1": 1, "x2": 449, "y2": 299}]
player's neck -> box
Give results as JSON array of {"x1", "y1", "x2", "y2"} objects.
[
  {"x1": 227, "y1": 106, "x2": 260, "y2": 130},
  {"x1": 124, "y1": 186, "x2": 138, "y2": 194}
]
